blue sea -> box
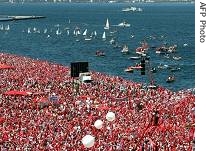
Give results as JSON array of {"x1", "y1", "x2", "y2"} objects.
[{"x1": 0, "y1": 2, "x2": 195, "y2": 91}]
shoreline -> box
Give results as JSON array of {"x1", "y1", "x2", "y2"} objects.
[{"x1": 0, "y1": 15, "x2": 46, "y2": 22}]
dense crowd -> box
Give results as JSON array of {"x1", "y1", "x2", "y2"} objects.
[{"x1": 0, "y1": 53, "x2": 195, "y2": 150}]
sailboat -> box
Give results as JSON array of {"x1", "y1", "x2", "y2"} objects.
[
  {"x1": 82, "y1": 29, "x2": 92, "y2": 41},
  {"x1": 121, "y1": 45, "x2": 129, "y2": 54},
  {"x1": 27, "y1": 27, "x2": 31, "y2": 34},
  {"x1": 82, "y1": 29, "x2": 87, "y2": 36},
  {"x1": 104, "y1": 18, "x2": 110, "y2": 30},
  {"x1": 102, "y1": 31, "x2": 106, "y2": 41},
  {"x1": 0, "y1": 24, "x2": 3, "y2": 30},
  {"x1": 5, "y1": 25, "x2": 10, "y2": 31},
  {"x1": 56, "y1": 28, "x2": 62, "y2": 35}
]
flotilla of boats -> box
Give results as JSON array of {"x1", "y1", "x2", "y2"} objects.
[{"x1": 0, "y1": 14, "x2": 186, "y2": 85}]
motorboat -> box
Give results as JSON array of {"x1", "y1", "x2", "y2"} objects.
[
  {"x1": 130, "y1": 64, "x2": 142, "y2": 70},
  {"x1": 95, "y1": 50, "x2": 105, "y2": 57},
  {"x1": 124, "y1": 67, "x2": 134, "y2": 73},
  {"x1": 147, "y1": 84, "x2": 158, "y2": 89},
  {"x1": 129, "y1": 56, "x2": 141, "y2": 60},
  {"x1": 84, "y1": 37, "x2": 92, "y2": 41},
  {"x1": 170, "y1": 67, "x2": 181, "y2": 72},
  {"x1": 122, "y1": 6, "x2": 143, "y2": 12},
  {"x1": 151, "y1": 67, "x2": 157, "y2": 73},
  {"x1": 173, "y1": 56, "x2": 182, "y2": 60},
  {"x1": 167, "y1": 45, "x2": 177, "y2": 53},
  {"x1": 136, "y1": 42, "x2": 149, "y2": 54},
  {"x1": 158, "y1": 64, "x2": 169, "y2": 69},
  {"x1": 166, "y1": 75, "x2": 175, "y2": 83},
  {"x1": 117, "y1": 21, "x2": 131, "y2": 27}
]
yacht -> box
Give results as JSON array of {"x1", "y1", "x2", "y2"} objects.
[{"x1": 117, "y1": 21, "x2": 131, "y2": 27}]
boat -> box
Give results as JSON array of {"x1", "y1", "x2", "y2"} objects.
[
  {"x1": 117, "y1": 21, "x2": 131, "y2": 27},
  {"x1": 130, "y1": 65, "x2": 142, "y2": 70},
  {"x1": 122, "y1": 6, "x2": 143, "y2": 12},
  {"x1": 0, "y1": 24, "x2": 3, "y2": 30},
  {"x1": 130, "y1": 34, "x2": 135, "y2": 38},
  {"x1": 121, "y1": 45, "x2": 129, "y2": 54},
  {"x1": 170, "y1": 67, "x2": 181, "y2": 72},
  {"x1": 155, "y1": 46, "x2": 168, "y2": 54},
  {"x1": 73, "y1": 26, "x2": 81, "y2": 36},
  {"x1": 56, "y1": 28, "x2": 61, "y2": 35},
  {"x1": 124, "y1": 67, "x2": 134, "y2": 73},
  {"x1": 84, "y1": 37, "x2": 92, "y2": 41},
  {"x1": 93, "y1": 31, "x2": 97, "y2": 37},
  {"x1": 82, "y1": 29, "x2": 88, "y2": 36},
  {"x1": 95, "y1": 50, "x2": 105, "y2": 57},
  {"x1": 147, "y1": 84, "x2": 158, "y2": 89},
  {"x1": 183, "y1": 43, "x2": 188, "y2": 47},
  {"x1": 166, "y1": 75, "x2": 175, "y2": 83},
  {"x1": 167, "y1": 45, "x2": 177, "y2": 53},
  {"x1": 136, "y1": 42, "x2": 149, "y2": 55},
  {"x1": 151, "y1": 67, "x2": 157, "y2": 73},
  {"x1": 173, "y1": 56, "x2": 182, "y2": 60},
  {"x1": 43, "y1": 28, "x2": 48, "y2": 34},
  {"x1": 136, "y1": 47, "x2": 145, "y2": 55},
  {"x1": 104, "y1": 18, "x2": 110, "y2": 30},
  {"x1": 102, "y1": 31, "x2": 106, "y2": 41},
  {"x1": 109, "y1": 38, "x2": 115, "y2": 44},
  {"x1": 137, "y1": 8, "x2": 143, "y2": 12},
  {"x1": 5, "y1": 25, "x2": 10, "y2": 31},
  {"x1": 157, "y1": 64, "x2": 169, "y2": 69},
  {"x1": 129, "y1": 56, "x2": 141, "y2": 60}
]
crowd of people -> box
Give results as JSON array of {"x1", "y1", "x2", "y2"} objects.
[{"x1": 0, "y1": 53, "x2": 195, "y2": 150}]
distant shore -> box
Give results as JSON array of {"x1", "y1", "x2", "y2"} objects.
[{"x1": 0, "y1": 1, "x2": 195, "y2": 4}]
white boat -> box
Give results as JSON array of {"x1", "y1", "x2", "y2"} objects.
[
  {"x1": 56, "y1": 28, "x2": 61, "y2": 35},
  {"x1": 137, "y1": 8, "x2": 143, "y2": 12},
  {"x1": 122, "y1": 6, "x2": 143, "y2": 12},
  {"x1": 0, "y1": 24, "x2": 3, "y2": 30},
  {"x1": 82, "y1": 29, "x2": 88, "y2": 36},
  {"x1": 94, "y1": 31, "x2": 97, "y2": 37},
  {"x1": 104, "y1": 18, "x2": 110, "y2": 30},
  {"x1": 77, "y1": 30, "x2": 81, "y2": 35},
  {"x1": 67, "y1": 30, "x2": 70, "y2": 35},
  {"x1": 130, "y1": 34, "x2": 135, "y2": 38},
  {"x1": 166, "y1": 75, "x2": 175, "y2": 83},
  {"x1": 27, "y1": 27, "x2": 31, "y2": 34},
  {"x1": 43, "y1": 28, "x2": 48, "y2": 34},
  {"x1": 122, "y1": 6, "x2": 137, "y2": 12},
  {"x1": 129, "y1": 56, "x2": 141, "y2": 60},
  {"x1": 102, "y1": 31, "x2": 106, "y2": 40},
  {"x1": 117, "y1": 21, "x2": 130, "y2": 27},
  {"x1": 124, "y1": 67, "x2": 134, "y2": 73},
  {"x1": 73, "y1": 27, "x2": 81, "y2": 36},
  {"x1": 121, "y1": 45, "x2": 129, "y2": 54},
  {"x1": 109, "y1": 38, "x2": 115, "y2": 44},
  {"x1": 84, "y1": 37, "x2": 92, "y2": 41},
  {"x1": 173, "y1": 56, "x2": 182, "y2": 60},
  {"x1": 5, "y1": 25, "x2": 10, "y2": 31},
  {"x1": 183, "y1": 43, "x2": 188, "y2": 47}
]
